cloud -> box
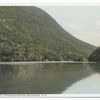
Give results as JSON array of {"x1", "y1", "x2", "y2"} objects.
[
  {"x1": 80, "y1": 32, "x2": 100, "y2": 46},
  {"x1": 66, "y1": 22, "x2": 84, "y2": 31},
  {"x1": 66, "y1": 21, "x2": 85, "y2": 35},
  {"x1": 65, "y1": 22, "x2": 100, "y2": 46}
]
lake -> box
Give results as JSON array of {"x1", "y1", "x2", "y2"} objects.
[{"x1": 0, "y1": 62, "x2": 100, "y2": 94}]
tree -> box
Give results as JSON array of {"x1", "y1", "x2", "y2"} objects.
[
  {"x1": 88, "y1": 47, "x2": 100, "y2": 62},
  {"x1": 0, "y1": 41, "x2": 14, "y2": 61}
]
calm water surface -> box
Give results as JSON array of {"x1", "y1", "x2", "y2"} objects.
[{"x1": 0, "y1": 63, "x2": 100, "y2": 94}]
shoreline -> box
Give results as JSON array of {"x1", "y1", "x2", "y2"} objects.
[{"x1": 0, "y1": 61, "x2": 96, "y2": 65}]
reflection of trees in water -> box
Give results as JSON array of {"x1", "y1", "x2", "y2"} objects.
[
  {"x1": 0, "y1": 63, "x2": 93, "y2": 94},
  {"x1": 89, "y1": 63, "x2": 100, "y2": 73},
  {"x1": 0, "y1": 64, "x2": 18, "y2": 81}
]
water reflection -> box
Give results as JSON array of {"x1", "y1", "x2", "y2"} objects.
[
  {"x1": 89, "y1": 63, "x2": 100, "y2": 73},
  {"x1": 0, "y1": 63, "x2": 95, "y2": 94},
  {"x1": 63, "y1": 63, "x2": 100, "y2": 94}
]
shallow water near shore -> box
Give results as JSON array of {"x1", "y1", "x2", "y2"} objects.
[{"x1": 0, "y1": 62, "x2": 99, "y2": 94}]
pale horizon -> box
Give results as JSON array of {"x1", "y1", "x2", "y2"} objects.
[{"x1": 38, "y1": 6, "x2": 100, "y2": 46}]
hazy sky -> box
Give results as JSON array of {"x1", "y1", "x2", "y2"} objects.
[{"x1": 38, "y1": 6, "x2": 100, "y2": 46}]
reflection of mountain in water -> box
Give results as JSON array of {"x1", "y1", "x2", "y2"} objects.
[
  {"x1": 89, "y1": 63, "x2": 100, "y2": 73},
  {"x1": 0, "y1": 63, "x2": 93, "y2": 94}
]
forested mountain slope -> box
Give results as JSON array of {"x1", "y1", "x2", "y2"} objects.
[{"x1": 0, "y1": 6, "x2": 96, "y2": 61}]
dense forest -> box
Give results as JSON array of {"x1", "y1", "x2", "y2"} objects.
[
  {"x1": 0, "y1": 6, "x2": 96, "y2": 61},
  {"x1": 88, "y1": 47, "x2": 100, "y2": 62}
]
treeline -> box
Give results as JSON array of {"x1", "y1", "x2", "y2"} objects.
[{"x1": 0, "y1": 38, "x2": 85, "y2": 61}]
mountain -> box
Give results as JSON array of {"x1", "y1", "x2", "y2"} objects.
[
  {"x1": 88, "y1": 47, "x2": 100, "y2": 62},
  {"x1": 0, "y1": 6, "x2": 96, "y2": 61}
]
